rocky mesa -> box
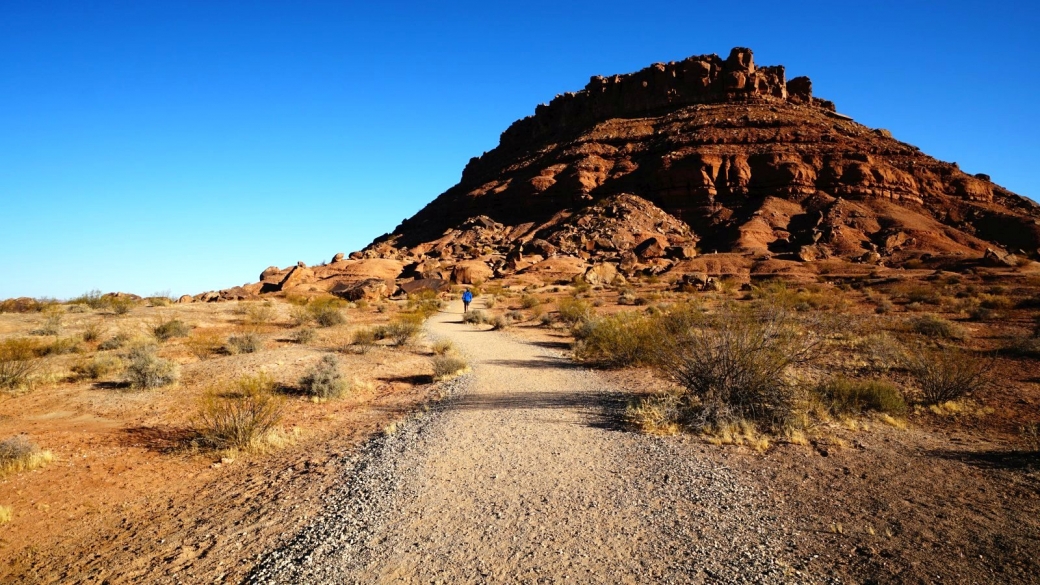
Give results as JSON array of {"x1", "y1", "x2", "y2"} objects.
[{"x1": 196, "y1": 47, "x2": 1040, "y2": 301}]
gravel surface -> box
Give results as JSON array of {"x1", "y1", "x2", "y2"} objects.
[{"x1": 246, "y1": 299, "x2": 809, "y2": 584}]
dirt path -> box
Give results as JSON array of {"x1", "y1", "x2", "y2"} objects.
[{"x1": 249, "y1": 300, "x2": 796, "y2": 583}]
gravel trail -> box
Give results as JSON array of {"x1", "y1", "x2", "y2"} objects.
[{"x1": 248, "y1": 299, "x2": 800, "y2": 584}]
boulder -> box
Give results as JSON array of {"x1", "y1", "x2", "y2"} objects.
[
  {"x1": 983, "y1": 247, "x2": 1018, "y2": 267},
  {"x1": 332, "y1": 252, "x2": 345, "y2": 263},
  {"x1": 177, "y1": 295, "x2": 194, "y2": 304},
  {"x1": 666, "y1": 245, "x2": 698, "y2": 260},
  {"x1": 400, "y1": 278, "x2": 450, "y2": 296},
  {"x1": 634, "y1": 236, "x2": 668, "y2": 259},
  {"x1": 278, "y1": 265, "x2": 315, "y2": 291},
  {"x1": 451, "y1": 260, "x2": 494, "y2": 284},
  {"x1": 798, "y1": 245, "x2": 821, "y2": 262},
  {"x1": 584, "y1": 263, "x2": 619, "y2": 286},
  {"x1": 330, "y1": 278, "x2": 393, "y2": 301}
]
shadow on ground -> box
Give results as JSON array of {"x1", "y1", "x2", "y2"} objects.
[{"x1": 930, "y1": 449, "x2": 1040, "y2": 471}]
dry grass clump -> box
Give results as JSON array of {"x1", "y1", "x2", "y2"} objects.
[
  {"x1": 432, "y1": 339, "x2": 454, "y2": 355},
  {"x1": 226, "y1": 333, "x2": 262, "y2": 354},
  {"x1": 41, "y1": 337, "x2": 81, "y2": 356},
  {"x1": 72, "y1": 354, "x2": 123, "y2": 380},
  {"x1": 298, "y1": 355, "x2": 348, "y2": 399},
  {"x1": 195, "y1": 373, "x2": 285, "y2": 451},
  {"x1": 290, "y1": 327, "x2": 316, "y2": 344},
  {"x1": 815, "y1": 378, "x2": 907, "y2": 416},
  {"x1": 490, "y1": 314, "x2": 511, "y2": 330},
  {"x1": 185, "y1": 330, "x2": 224, "y2": 359},
  {"x1": 406, "y1": 291, "x2": 443, "y2": 318},
  {"x1": 520, "y1": 294, "x2": 541, "y2": 309},
  {"x1": 351, "y1": 327, "x2": 378, "y2": 353},
  {"x1": 463, "y1": 310, "x2": 489, "y2": 325},
  {"x1": 908, "y1": 314, "x2": 967, "y2": 340},
  {"x1": 556, "y1": 297, "x2": 593, "y2": 325},
  {"x1": 0, "y1": 436, "x2": 53, "y2": 477},
  {"x1": 0, "y1": 338, "x2": 44, "y2": 391},
  {"x1": 308, "y1": 298, "x2": 347, "y2": 327},
  {"x1": 98, "y1": 333, "x2": 131, "y2": 351},
  {"x1": 243, "y1": 301, "x2": 276, "y2": 326},
  {"x1": 31, "y1": 307, "x2": 63, "y2": 336},
  {"x1": 907, "y1": 346, "x2": 991, "y2": 404},
  {"x1": 124, "y1": 345, "x2": 179, "y2": 389},
  {"x1": 376, "y1": 313, "x2": 424, "y2": 346},
  {"x1": 625, "y1": 392, "x2": 682, "y2": 436},
  {"x1": 152, "y1": 318, "x2": 191, "y2": 342},
  {"x1": 81, "y1": 321, "x2": 103, "y2": 343},
  {"x1": 573, "y1": 312, "x2": 659, "y2": 368},
  {"x1": 432, "y1": 355, "x2": 469, "y2": 381}
]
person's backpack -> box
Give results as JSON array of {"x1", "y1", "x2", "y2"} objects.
[{"x1": 462, "y1": 290, "x2": 473, "y2": 302}]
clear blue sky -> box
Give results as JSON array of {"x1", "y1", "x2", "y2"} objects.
[{"x1": 2, "y1": 1, "x2": 1037, "y2": 299}]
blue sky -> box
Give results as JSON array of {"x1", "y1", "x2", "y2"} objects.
[{"x1": 2, "y1": 1, "x2": 1037, "y2": 299}]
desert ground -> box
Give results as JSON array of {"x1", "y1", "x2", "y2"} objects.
[{"x1": 1, "y1": 270, "x2": 1039, "y2": 583}]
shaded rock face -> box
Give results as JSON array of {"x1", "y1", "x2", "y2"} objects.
[{"x1": 375, "y1": 47, "x2": 1037, "y2": 267}]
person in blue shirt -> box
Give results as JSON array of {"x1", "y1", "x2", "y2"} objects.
[{"x1": 462, "y1": 289, "x2": 473, "y2": 313}]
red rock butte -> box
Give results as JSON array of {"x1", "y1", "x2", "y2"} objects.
[{"x1": 198, "y1": 47, "x2": 1040, "y2": 301}]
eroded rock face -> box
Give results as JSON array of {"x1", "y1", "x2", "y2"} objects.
[{"x1": 228, "y1": 47, "x2": 1037, "y2": 301}]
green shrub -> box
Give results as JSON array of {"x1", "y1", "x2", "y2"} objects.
[
  {"x1": 0, "y1": 436, "x2": 53, "y2": 477},
  {"x1": 816, "y1": 378, "x2": 906, "y2": 416},
  {"x1": 109, "y1": 297, "x2": 135, "y2": 315},
  {"x1": 909, "y1": 315, "x2": 967, "y2": 340},
  {"x1": 0, "y1": 339, "x2": 44, "y2": 391},
  {"x1": 152, "y1": 319, "x2": 191, "y2": 342},
  {"x1": 299, "y1": 355, "x2": 347, "y2": 399},
  {"x1": 42, "y1": 337, "x2": 81, "y2": 356},
  {"x1": 226, "y1": 333, "x2": 262, "y2": 354},
  {"x1": 557, "y1": 297, "x2": 593, "y2": 325},
  {"x1": 311, "y1": 305, "x2": 346, "y2": 327},
  {"x1": 432, "y1": 355, "x2": 468, "y2": 380},
  {"x1": 124, "y1": 346, "x2": 179, "y2": 389},
  {"x1": 195, "y1": 373, "x2": 284, "y2": 450},
  {"x1": 908, "y1": 346, "x2": 991, "y2": 404}
]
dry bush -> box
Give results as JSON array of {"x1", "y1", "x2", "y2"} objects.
[
  {"x1": 195, "y1": 373, "x2": 284, "y2": 451},
  {"x1": 309, "y1": 298, "x2": 346, "y2": 327},
  {"x1": 290, "y1": 327, "x2": 316, "y2": 344},
  {"x1": 463, "y1": 309, "x2": 489, "y2": 325},
  {"x1": 298, "y1": 355, "x2": 347, "y2": 399},
  {"x1": 816, "y1": 377, "x2": 907, "y2": 416},
  {"x1": 432, "y1": 339, "x2": 454, "y2": 355},
  {"x1": 490, "y1": 314, "x2": 511, "y2": 330},
  {"x1": 185, "y1": 330, "x2": 224, "y2": 359},
  {"x1": 81, "y1": 321, "x2": 103, "y2": 343},
  {"x1": 31, "y1": 307, "x2": 63, "y2": 336},
  {"x1": 657, "y1": 304, "x2": 824, "y2": 431},
  {"x1": 557, "y1": 297, "x2": 593, "y2": 325},
  {"x1": 69, "y1": 289, "x2": 107, "y2": 309},
  {"x1": 124, "y1": 345, "x2": 179, "y2": 389},
  {"x1": 72, "y1": 354, "x2": 123, "y2": 380},
  {"x1": 98, "y1": 333, "x2": 131, "y2": 351},
  {"x1": 109, "y1": 296, "x2": 135, "y2": 315},
  {"x1": 351, "y1": 327, "x2": 377, "y2": 353},
  {"x1": 0, "y1": 436, "x2": 53, "y2": 477},
  {"x1": 908, "y1": 314, "x2": 967, "y2": 340},
  {"x1": 625, "y1": 392, "x2": 682, "y2": 435},
  {"x1": 379, "y1": 314, "x2": 424, "y2": 346},
  {"x1": 483, "y1": 295, "x2": 496, "y2": 309},
  {"x1": 0, "y1": 297, "x2": 56, "y2": 313},
  {"x1": 226, "y1": 333, "x2": 262, "y2": 354},
  {"x1": 432, "y1": 355, "x2": 468, "y2": 380},
  {"x1": 41, "y1": 337, "x2": 80, "y2": 356},
  {"x1": 244, "y1": 301, "x2": 276, "y2": 326},
  {"x1": 520, "y1": 294, "x2": 541, "y2": 309},
  {"x1": 573, "y1": 312, "x2": 659, "y2": 368},
  {"x1": 407, "y1": 291, "x2": 443, "y2": 318},
  {"x1": 152, "y1": 318, "x2": 191, "y2": 342},
  {"x1": 0, "y1": 338, "x2": 44, "y2": 391},
  {"x1": 908, "y1": 346, "x2": 991, "y2": 404}
]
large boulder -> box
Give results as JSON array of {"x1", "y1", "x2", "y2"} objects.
[
  {"x1": 451, "y1": 260, "x2": 494, "y2": 284},
  {"x1": 400, "y1": 278, "x2": 450, "y2": 296},
  {"x1": 584, "y1": 262, "x2": 619, "y2": 286},
  {"x1": 330, "y1": 278, "x2": 393, "y2": 301},
  {"x1": 634, "y1": 236, "x2": 668, "y2": 259}
]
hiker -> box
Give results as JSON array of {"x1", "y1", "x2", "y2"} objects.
[{"x1": 462, "y1": 289, "x2": 473, "y2": 313}]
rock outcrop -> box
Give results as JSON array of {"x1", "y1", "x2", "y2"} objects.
[{"x1": 230, "y1": 47, "x2": 1037, "y2": 299}]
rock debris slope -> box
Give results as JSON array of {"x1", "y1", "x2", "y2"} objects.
[{"x1": 248, "y1": 300, "x2": 804, "y2": 583}]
